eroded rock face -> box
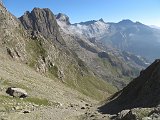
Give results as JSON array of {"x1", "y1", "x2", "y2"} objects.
[
  {"x1": 6, "y1": 87, "x2": 28, "y2": 98},
  {"x1": 19, "y1": 8, "x2": 65, "y2": 45}
]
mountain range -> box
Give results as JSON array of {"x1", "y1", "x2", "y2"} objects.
[
  {"x1": 19, "y1": 9, "x2": 152, "y2": 89},
  {"x1": 0, "y1": 3, "x2": 160, "y2": 120},
  {"x1": 56, "y1": 13, "x2": 160, "y2": 61}
]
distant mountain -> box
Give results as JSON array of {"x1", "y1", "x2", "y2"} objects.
[
  {"x1": 57, "y1": 15, "x2": 160, "y2": 61},
  {"x1": 100, "y1": 20, "x2": 160, "y2": 61},
  {"x1": 56, "y1": 13, "x2": 150, "y2": 89},
  {"x1": 150, "y1": 25, "x2": 160, "y2": 30},
  {"x1": 56, "y1": 14, "x2": 150, "y2": 67},
  {"x1": 56, "y1": 14, "x2": 109, "y2": 39}
]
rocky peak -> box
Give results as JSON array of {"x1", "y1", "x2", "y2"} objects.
[
  {"x1": 99, "y1": 59, "x2": 160, "y2": 114},
  {"x1": 118, "y1": 19, "x2": 134, "y2": 25},
  {"x1": 99, "y1": 18, "x2": 105, "y2": 22},
  {"x1": 19, "y1": 7, "x2": 57, "y2": 33},
  {"x1": 56, "y1": 13, "x2": 71, "y2": 25},
  {"x1": 19, "y1": 8, "x2": 65, "y2": 45}
]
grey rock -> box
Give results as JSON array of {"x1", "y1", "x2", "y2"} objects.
[
  {"x1": 56, "y1": 13, "x2": 71, "y2": 25},
  {"x1": 6, "y1": 87, "x2": 28, "y2": 98},
  {"x1": 81, "y1": 107, "x2": 85, "y2": 109},
  {"x1": 117, "y1": 110, "x2": 130, "y2": 119},
  {"x1": 142, "y1": 117, "x2": 152, "y2": 120},
  {"x1": 19, "y1": 8, "x2": 66, "y2": 45},
  {"x1": 118, "y1": 110, "x2": 137, "y2": 120},
  {"x1": 23, "y1": 110, "x2": 30, "y2": 114}
]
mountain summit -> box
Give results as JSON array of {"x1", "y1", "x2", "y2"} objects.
[
  {"x1": 118, "y1": 19, "x2": 134, "y2": 25},
  {"x1": 19, "y1": 8, "x2": 66, "y2": 45},
  {"x1": 56, "y1": 13, "x2": 71, "y2": 25}
]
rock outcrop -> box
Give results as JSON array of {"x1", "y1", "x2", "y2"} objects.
[{"x1": 19, "y1": 8, "x2": 65, "y2": 45}]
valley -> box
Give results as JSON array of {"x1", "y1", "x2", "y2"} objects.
[{"x1": 0, "y1": 1, "x2": 160, "y2": 120}]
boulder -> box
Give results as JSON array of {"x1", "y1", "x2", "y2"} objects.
[
  {"x1": 6, "y1": 87, "x2": 28, "y2": 98},
  {"x1": 118, "y1": 109, "x2": 130, "y2": 118},
  {"x1": 81, "y1": 107, "x2": 85, "y2": 109},
  {"x1": 142, "y1": 117, "x2": 152, "y2": 120},
  {"x1": 23, "y1": 110, "x2": 30, "y2": 114},
  {"x1": 116, "y1": 110, "x2": 137, "y2": 120},
  {"x1": 121, "y1": 110, "x2": 137, "y2": 120}
]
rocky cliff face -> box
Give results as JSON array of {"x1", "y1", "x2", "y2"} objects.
[
  {"x1": 99, "y1": 59, "x2": 160, "y2": 114},
  {"x1": 19, "y1": 8, "x2": 65, "y2": 45}
]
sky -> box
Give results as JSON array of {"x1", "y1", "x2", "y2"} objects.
[{"x1": 3, "y1": 0, "x2": 160, "y2": 26}]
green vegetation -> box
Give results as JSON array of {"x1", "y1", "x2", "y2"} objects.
[
  {"x1": 26, "y1": 38, "x2": 47, "y2": 68},
  {"x1": 24, "y1": 97, "x2": 51, "y2": 106},
  {"x1": 48, "y1": 65, "x2": 58, "y2": 78},
  {"x1": 0, "y1": 95, "x2": 51, "y2": 113},
  {"x1": 100, "y1": 58, "x2": 121, "y2": 76},
  {"x1": 76, "y1": 75, "x2": 117, "y2": 100},
  {"x1": 77, "y1": 58, "x2": 88, "y2": 72},
  {"x1": 0, "y1": 95, "x2": 22, "y2": 112},
  {"x1": 1, "y1": 78, "x2": 30, "y2": 91},
  {"x1": 66, "y1": 73, "x2": 117, "y2": 101},
  {"x1": 136, "y1": 109, "x2": 151, "y2": 120},
  {"x1": 0, "y1": 95, "x2": 51, "y2": 106}
]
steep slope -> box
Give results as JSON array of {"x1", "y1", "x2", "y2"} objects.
[
  {"x1": 60, "y1": 32, "x2": 130, "y2": 89},
  {"x1": 0, "y1": 4, "x2": 117, "y2": 101},
  {"x1": 56, "y1": 13, "x2": 149, "y2": 89},
  {"x1": 56, "y1": 14, "x2": 149, "y2": 69},
  {"x1": 0, "y1": 53, "x2": 94, "y2": 120},
  {"x1": 98, "y1": 59, "x2": 160, "y2": 114},
  {"x1": 0, "y1": 4, "x2": 120, "y2": 119},
  {"x1": 19, "y1": 8, "x2": 138, "y2": 90}
]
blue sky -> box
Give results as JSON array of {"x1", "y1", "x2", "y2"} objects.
[{"x1": 3, "y1": 0, "x2": 160, "y2": 26}]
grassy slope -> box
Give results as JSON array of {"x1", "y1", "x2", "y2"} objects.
[
  {"x1": 0, "y1": 53, "x2": 94, "y2": 110},
  {"x1": 24, "y1": 35, "x2": 117, "y2": 101}
]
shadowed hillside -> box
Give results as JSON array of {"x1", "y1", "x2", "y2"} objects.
[{"x1": 98, "y1": 59, "x2": 160, "y2": 114}]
